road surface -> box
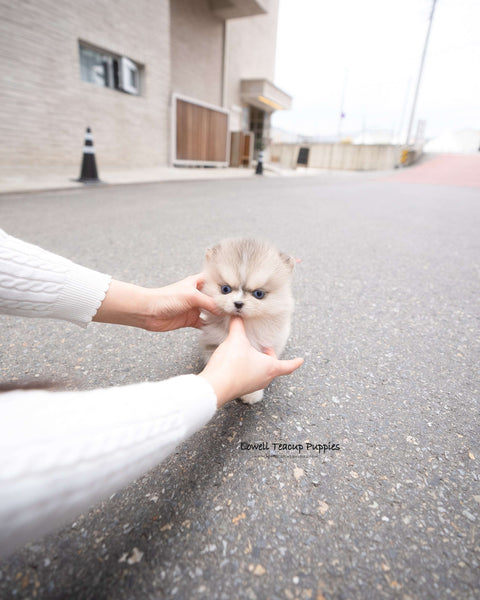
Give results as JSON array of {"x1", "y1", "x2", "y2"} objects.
[{"x1": 0, "y1": 156, "x2": 479, "y2": 599}]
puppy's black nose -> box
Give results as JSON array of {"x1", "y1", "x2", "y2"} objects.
[{"x1": 234, "y1": 301, "x2": 244, "y2": 309}]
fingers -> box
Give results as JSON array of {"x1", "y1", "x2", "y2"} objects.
[
  {"x1": 196, "y1": 277, "x2": 219, "y2": 314},
  {"x1": 193, "y1": 289, "x2": 220, "y2": 315},
  {"x1": 185, "y1": 274, "x2": 220, "y2": 315},
  {"x1": 264, "y1": 346, "x2": 303, "y2": 376},
  {"x1": 263, "y1": 347, "x2": 277, "y2": 358},
  {"x1": 192, "y1": 312, "x2": 208, "y2": 330},
  {"x1": 192, "y1": 273, "x2": 206, "y2": 290},
  {"x1": 232, "y1": 327, "x2": 303, "y2": 375},
  {"x1": 227, "y1": 315, "x2": 247, "y2": 337}
]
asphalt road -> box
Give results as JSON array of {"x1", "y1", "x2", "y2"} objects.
[{"x1": 0, "y1": 163, "x2": 479, "y2": 599}]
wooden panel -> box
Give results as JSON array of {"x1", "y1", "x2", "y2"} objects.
[
  {"x1": 230, "y1": 132, "x2": 241, "y2": 167},
  {"x1": 242, "y1": 132, "x2": 253, "y2": 166},
  {"x1": 229, "y1": 131, "x2": 253, "y2": 167},
  {"x1": 176, "y1": 98, "x2": 228, "y2": 164}
]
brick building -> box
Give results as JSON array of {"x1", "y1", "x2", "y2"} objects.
[{"x1": 0, "y1": 0, "x2": 291, "y2": 173}]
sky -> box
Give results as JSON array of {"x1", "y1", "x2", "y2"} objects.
[{"x1": 272, "y1": 0, "x2": 480, "y2": 141}]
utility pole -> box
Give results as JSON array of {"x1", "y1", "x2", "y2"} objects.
[
  {"x1": 337, "y1": 69, "x2": 348, "y2": 142},
  {"x1": 405, "y1": 0, "x2": 437, "y2": 146}
]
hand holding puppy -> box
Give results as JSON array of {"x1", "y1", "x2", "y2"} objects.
[{"x1": 199, "y1": 316, "x2": 304, "y2": 407}]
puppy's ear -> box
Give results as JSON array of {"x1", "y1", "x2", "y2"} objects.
[
  {"x1": 205, "y1": 248, "x2": 214, "y2": 261},
  {"x1": 205, "y1": 244, "x2": 219, "y2": 262},
  {"x1": 280, "y1": 252, "x2": 296, "y2": 271}
]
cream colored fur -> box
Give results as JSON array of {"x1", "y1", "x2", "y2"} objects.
[{"x1": 200, "y1": 238, "x2": 295, "y2": 404}]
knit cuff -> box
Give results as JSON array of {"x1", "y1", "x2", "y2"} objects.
[
  {"x1": 171, "y1": 374, "x2": 218, "y2": 436},
  {"x1": 52, "y1": 264, "x2": 112, "y2": 328}
]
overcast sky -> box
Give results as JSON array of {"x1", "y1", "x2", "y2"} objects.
[{"x1": 272, "y1": 0, "x2": 480, "y2": 140}]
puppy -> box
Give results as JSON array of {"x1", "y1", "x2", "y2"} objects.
[{"x1": 200, "y1": 238, "x2": 295, "y2": 404}]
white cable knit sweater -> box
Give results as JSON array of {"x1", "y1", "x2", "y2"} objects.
[
  {"x1": 0, "y1": 228, "x2": 112, "y2": 327},
  {"x1": 0, "y1": 229, "x2": 217, "y2": 558}
]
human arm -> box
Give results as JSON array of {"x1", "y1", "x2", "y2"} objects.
[
  {"x1": 92, "y1": 274, "x2": 220, "y2": 330},
  {"x1": 0, "y1": 228, "x2": 111, "y2": 327},
  {"x1": 0, "y1": 229, "x2": 218, "y2": 329},
  {"x1": 0, "y1": 375, "x2": 217, "y2": 559},
  {"x1": 0, "y1": 317, "x2": 303, "y2": 559}
]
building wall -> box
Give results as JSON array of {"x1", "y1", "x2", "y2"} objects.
[
  {"x1": 225, "y1": 0, "x2": 279, "y2": 130},
  {"x1": 170, "y1": 0, "x2": 280, "y2": 131},
  {"x1": 170, "y1": 0, "x2": 224, "y2": 107},
  {"x1": 0, "y1": 0, "x2": 171, "y2": 171},
  {"x1": 0, "y1": 0, "x2": 281, "y2": 172}
]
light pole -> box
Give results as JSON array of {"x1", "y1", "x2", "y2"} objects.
[
  {"x1": 337, "y1": 69, "x2": 349, "y2": 142},
  {"x1": 404, "y1": 0, "x2": 437, "y2": 147}
]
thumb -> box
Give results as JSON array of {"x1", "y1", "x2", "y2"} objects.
[{"x1": 274, "y1": 357, "x2": 304, "y2": 376}]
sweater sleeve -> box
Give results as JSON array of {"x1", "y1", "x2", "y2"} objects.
[
  {"x1": 0, "y1": 374, "x2": 217, "y2": 559},
  {"x1": 0, "y1": 228, "x2": 112, "y2": 327}
]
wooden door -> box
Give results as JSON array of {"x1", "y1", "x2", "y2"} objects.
[{"x1": 174, "y1": 96, "x2": 229, "y2": 166}]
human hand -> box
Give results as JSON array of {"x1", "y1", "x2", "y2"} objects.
[
  {"x1": 198, "y1": 317, "x2": 304, "y2": 407},
  {"x1": 142, "y1": 273, "x2": 221, "y2": 331},
  {"x1": 93, "y1": 274, "x2": 220, "y2": 331}
]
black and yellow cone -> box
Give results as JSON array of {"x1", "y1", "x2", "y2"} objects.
[{"x1": 77, "y1": 127, "x2": 101, "y2": 183}]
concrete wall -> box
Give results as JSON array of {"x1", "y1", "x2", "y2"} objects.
[
  {"x1": 0, "y1": 0, "x2": 171, "y2": 172},
  {"x1": 271, "y1": 143, "x2": 400, "y2": 171},
  {"x1": 170, "y1": 0, "x2": 224, "y2": 107}
]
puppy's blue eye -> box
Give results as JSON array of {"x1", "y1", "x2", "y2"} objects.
[
  {"x1": 252, "y1": 289, "x2": 265, "y2": 299},
  {"x1": 221, "y1": 285, "x2": 232, "y2": 294}
]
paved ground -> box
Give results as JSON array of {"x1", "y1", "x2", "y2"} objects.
[
  {"x1": 0, "y1": 158, "x2": 479, "y2": 599},
  {"x1": 383, "y1": 153, "x2": 480, "y2": 188},
  {"x1": 0, "y1": 165, "x2": 256, "y2": 195},
  {"x1": 0, "y1": 162, "x2": 324, "y2": 195}
]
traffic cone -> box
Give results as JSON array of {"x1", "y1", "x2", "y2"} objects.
[{"x1": 77, "y1": 127, "x2": 101, "y2": 183}]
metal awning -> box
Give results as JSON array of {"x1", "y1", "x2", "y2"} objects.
[
  {"x1": 209, "y1": 0, "x2": 267, "y2": 20},
  {"x1": 241, "y1": 79, "x2": 292, "y2": 113}
]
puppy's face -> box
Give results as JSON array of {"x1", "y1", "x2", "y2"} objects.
[{"x1": 202, "y1": 238, "x2": 294, "y2": 319}]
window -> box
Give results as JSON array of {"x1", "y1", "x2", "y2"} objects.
[
  {"x1": 79, "y1": 43, "x2": 141, "y2": 95},
  {"x1": 120, "y1": 57, "x2": 139, "y2": 95}
]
